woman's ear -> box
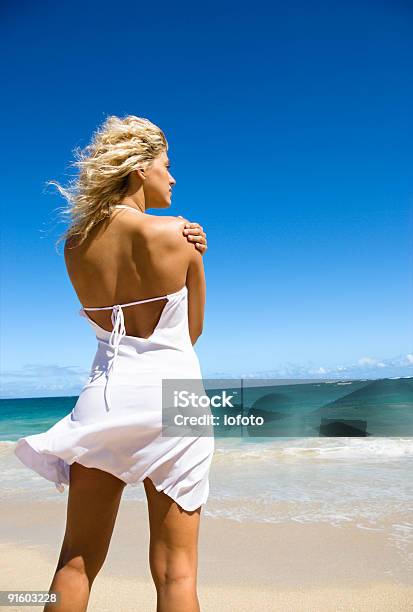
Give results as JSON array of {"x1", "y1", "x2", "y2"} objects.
[{"x1": 134, "y1": 167, "x2": 146, "y2": 181}]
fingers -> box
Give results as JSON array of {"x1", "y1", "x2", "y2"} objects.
[
  {"x1": 185, "y1": 231, "x2": 207, "y2": 247},
  {"x1": 181, "y1": 220, "x2": 207, "y2": 255},
  {"x1": 185, "y1": 231, "x2": 208, "y2": 254},
  {"x1": 183, "y1": 222, "x2": 203, "y2": 232},
  {"x1": 193, "y1": 234, "x2": 207, "y2": 254},
  {"x1": 183, "y1": 223, "x2": 205, "y2": 241},
  {"x1": 195, "y1": 242, "x2": 207, "y2": 254},
  {"x1": 183, "y1": 228, "x2": 206, "y2": 239}
]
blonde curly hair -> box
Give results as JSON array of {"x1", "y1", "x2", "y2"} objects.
[{"x1": 50, "y1": 115, "x2": 168, "y2": 252}]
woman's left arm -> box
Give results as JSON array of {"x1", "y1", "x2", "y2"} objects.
[{"x1": 178, "y1": 216, "x2": 208, "y2": 255}]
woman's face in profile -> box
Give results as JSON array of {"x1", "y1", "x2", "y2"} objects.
[{"x1": 144, "y1": 151, "x2": 176, "y2": 209}]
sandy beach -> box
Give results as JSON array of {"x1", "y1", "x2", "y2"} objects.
[{"x1": 1, "y1": 498, "x2": 412, "y2": 612}]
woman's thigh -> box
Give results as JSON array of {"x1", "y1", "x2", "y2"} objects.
[
  {"x1": 143, "y1": 477, "x2": 201, "y2": 584},
  {"x1": 56, "y1": 462, "x2": 127, "y2": 582}
]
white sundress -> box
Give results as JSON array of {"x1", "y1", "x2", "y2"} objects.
[{"x1": 14, "y1": 205, "x2": 215, "y2": 512}]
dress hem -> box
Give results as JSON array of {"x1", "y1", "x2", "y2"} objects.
[{"x1": 14, "y1": 438, "x2": 209, "y2": 513}]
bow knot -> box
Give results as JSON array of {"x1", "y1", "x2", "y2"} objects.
[{"x1": 103, "y1": 305, "x2": 126, "y2": 412}]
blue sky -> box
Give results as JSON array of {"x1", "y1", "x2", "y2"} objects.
[{"x1": 1, "y1": 0, "x2": 413, "y2": 397}]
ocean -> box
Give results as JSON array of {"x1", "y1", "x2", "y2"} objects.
[{"x1": 1, "y1": 377, "x2": 412, "y2": 578}]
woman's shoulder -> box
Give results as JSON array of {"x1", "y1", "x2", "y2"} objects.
[
  {"x1": 139, "y1": 214, "x2": 187, "y2": 237},
  {"x1": 151, "y1": 215, "x2": 191, "y2": 252},
  {"x1": 149, "y1": 214, "x2": 187, "y2": 227},
  {"x1": 125, "y1": 213, "x2": 189, "y2": 252}
]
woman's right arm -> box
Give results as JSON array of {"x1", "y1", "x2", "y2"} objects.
[{"x1": 186, "y1": 245, "x2": 206, "y2": 345}]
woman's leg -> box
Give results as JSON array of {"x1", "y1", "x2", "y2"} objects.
[
  {"x1": 143, "y1": 477, "x2": 202, "y2": 612},
  {"x1": 44, "y1": 462, "x2": 126, "y2": 612}
]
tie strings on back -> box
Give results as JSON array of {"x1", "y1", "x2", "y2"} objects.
[
  {"x1": 103, "y1": 304, "x2": 126, "y2": 412},
  {"x1": 83, "y1": 294, "x2": 168, "y2": 412}
]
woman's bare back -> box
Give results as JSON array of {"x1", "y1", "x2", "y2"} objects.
[{"x1": 64, "y1": 207, "x2": 192, "y2": 339}]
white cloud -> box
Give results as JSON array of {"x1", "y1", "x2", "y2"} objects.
[
  {"x1": 309, "y1": 367, "x2": 327, "y2": 374},
  {"x1": 0, "y1": 364, "x2": 89, "y2": 398},
  {"x1": 358, "y1": 357, "x2": 377, "y2": 366},
  {"x1": 206, "y1": 353, "x2": 413, "y2": 381}
]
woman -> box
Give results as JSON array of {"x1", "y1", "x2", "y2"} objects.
[{"x1": 14, "y1": 115, "x2": 215, "y2": 612}]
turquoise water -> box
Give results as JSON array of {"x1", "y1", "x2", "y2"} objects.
[
  {"x1": 207, "y1": 377, "x2": 413, "y2": 437},
  {"x1": 2, "y1": 377, "x2": 412, "y2": 441}
]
